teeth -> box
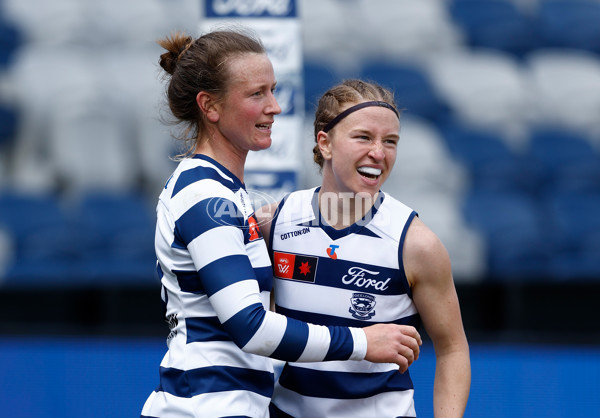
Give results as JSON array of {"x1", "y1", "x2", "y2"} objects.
[
  {"x1": 357, "y1": 167, "x2": 381, "y2": 176},
  {"x1": 256, "y1": 124, "x2": 270, "y2": 129}
]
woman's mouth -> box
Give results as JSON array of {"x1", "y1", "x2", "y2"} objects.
[
  {"x1": 256, "y1": 123, "x2": 272, "y2": 131},
  {"x1": 357, "y1": 166, "x2": 382, "y2": 180}
]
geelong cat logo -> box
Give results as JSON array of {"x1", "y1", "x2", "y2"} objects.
[{"x1": 349, "y1": 293, "x2": 376, "y2": 320}]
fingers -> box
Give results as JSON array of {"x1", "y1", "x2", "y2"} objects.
[
  {"x1": 363, "y1": 323, "x2": 423, "y2": 369},
  {"x1": 404, "y1": 331, "x2": 421, "y2": 362},
  {"x1": 395, "y1": 341, "x2": 417, "y2": 371},
  {"x1": 396, "y1": 354, "x2": 409, "y2": 373},
  {"x1": 388, "y1": 326, "x2": 421, "y2": 371}
]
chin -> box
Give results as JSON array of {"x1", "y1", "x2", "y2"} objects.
[{"x1": 252, "y1": 139, "x2": 272, "y2": 151}]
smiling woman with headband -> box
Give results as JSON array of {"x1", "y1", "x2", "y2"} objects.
[{"x1": 259, "y1": 79, "x2": 471, "y2": 418}]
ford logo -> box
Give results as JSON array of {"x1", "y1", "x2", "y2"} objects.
[{"x1": 206, "y1": 0, "x2": 296, "y2": 17}]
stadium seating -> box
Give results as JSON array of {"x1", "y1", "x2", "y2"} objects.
[
  {"x1": 543, "y1": 191, "x2": 600, "y2": 279},
  {"x1": 438, "y1": 122, "x2": 540, "y2": 194},
  {"x1": 0, "y1": 191, "x2": 66, "y2": 251},
  {"x1": 354, "y1": 0, "x2": 464, "y2": 59},
  {"x1": 2, "y1": 0, "x2": 87, "y2": 46},
  {"x1": 0, "y1": 189, "x2": 157, "y2": 287},
  {"x1": 66, "y1": 191, "x2": 156, "y2": 285},
  {"x1": 0, "y1": 103, "x2": 18, "y2": 147},
  {"x1": 2, "y1": 0, "x2": 600, "y2": 283},
  {"x1": 537, "y1": 0, "x2": 600, "y2": 54},
  {"x1": 525, "y1": 49, "x2": 600, "y2": 139},
  {"x1": 0, "y1": 191, "x2": 73, "y2": 285},
  {"x1": 463, "y1": 189, "x2": 551, "y2": 280},
  {"x1": 0, "y1": 16, "x2": 22, "y2": 69},
  {"x1": 47, "y1": 89, "x2": 141, "y2": 195},
  {"x1": 387, "y1": 115, "x2": 468, "y2": 199},
  {"x1": 424, "y1": 48, "x2": 534, "y2": 147},
  {"x1": 5, "y1": 45, "x2": 97, "y2": 193},
  {"x1": 359, "y1": 61, "x2": 453, "y2": 124},
  {"x1": 448, "y1": 0, "x2": 541, "y2": 57},
  {"x1": 302, "y1": 61, "x2": 341, "y2": 115},
  {"x1": 298, "y1": 0, "x2": 363, "y2": 74},
  {"x1": 526, "y1": 128, "x2": 600, "y2": 194},
  {"x1": 381, "y1": 117, "x2": 488, "y2": 280}
]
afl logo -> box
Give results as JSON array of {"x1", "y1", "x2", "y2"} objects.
[
  {"x1": 277, "y1": 257, "x2": 290, "y2": 275},
  {"x1": 349, "y1": 293, "x2": 376, "y2": 320}
]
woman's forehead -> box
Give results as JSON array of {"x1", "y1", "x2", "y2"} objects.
[{"x1": 338, "y1": 106, "x2": 400, "y2": 130}]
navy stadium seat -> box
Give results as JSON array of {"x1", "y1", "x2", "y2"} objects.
[
  {"x1": 544, "y1": 191, "x2": 600, "y2": 252},
  {"x1": 1, "y1": 191, "x2": 159, "y2": 287},
  {"x1": 0, "y1": 103, "x2": 19, "y2": 147},
  {"x1": 359, "y1": 62, "x2": 452, "y2": 124},
  {"x1": 0, "y1": 191, "x2": 66, "y2": 249},
  {"x1": 542, "y1": 191, "x2": 600, "y2": 279},
  {"x1": 463, "y1": 189, "x2": 550, "y2": 279},
  {"x1": 302, "y1": 61, "x2": 340, "y2": 115},
  {"x1": 0, "y1": 17, "x2": 22, "y2": 68},
  {"x1": 448, "y1": 0, "x2": 540, "y2": 57},
  {"x1": 537, "y1": 0, "x2": 600, "y2": 53},
  {"x1": 67, "y1": 191, "x2": 157, "y2": 285},
  {"x1": 0, "y1": 191, "x2": 76, "y2": 286},
  {"x1": 439, "y1": 122, "x2": 539, "y2": 194},
  {"x1": 527, "y1": 128, "x2": 600, "y2": 194}
]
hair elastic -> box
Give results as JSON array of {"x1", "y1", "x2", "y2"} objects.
[
  {"x1": 323, "y1": 100, "x2": 399, "y2": 133},
  {"x1": 177, "y1": 41, "x2": 194, "y2": 61}
]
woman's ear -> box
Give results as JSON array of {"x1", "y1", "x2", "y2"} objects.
[
  {"x1": 196, "y1": 91, "x2": 219, "y2": 123},
  {"x1": 317, "y1": 131, "x2": 332, "y2": 160}
]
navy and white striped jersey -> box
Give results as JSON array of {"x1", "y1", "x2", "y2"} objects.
[
  {"x1": 141, "y1": 156, "x2": 368, "y2": 418},
  {"x1": 269, "y1": 187, "x2": 420, "y2": 418}
]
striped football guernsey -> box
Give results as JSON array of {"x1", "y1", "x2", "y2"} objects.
[
  {"x1": 268, "y1": 187, "x2": 420, "y2": 418},
  {"x1": 141, "y1": 156, "x2": 368, "y2": 418}
]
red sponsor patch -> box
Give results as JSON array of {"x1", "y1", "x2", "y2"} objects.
[
  {"x1": 274, "y1": 251, "x2": 295, "y2": 279},
  {"x1": 273, "y1": 251, "x2": 317, "y2": 283}
]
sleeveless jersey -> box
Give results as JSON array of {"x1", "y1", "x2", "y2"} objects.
[
  {"x1": 141, "y1": 156, "x2": 368, "y2": 418},
  {"x1": 269, "y1": 187, "x2": 420, "y2": 418}
]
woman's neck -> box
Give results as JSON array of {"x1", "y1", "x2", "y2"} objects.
[{"x1": 195, "y1": 136, "x2": 247, "y2": 182}]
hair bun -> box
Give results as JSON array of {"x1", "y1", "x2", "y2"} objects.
[{"x1": 158, "y1": 33, "x2": 194, "y2": 75}]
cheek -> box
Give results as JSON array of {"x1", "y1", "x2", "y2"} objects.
[
  {"x1": 241, "y1": 108, "x2": 258, "y2": 121},
  {"x1": 386, "y1": 150, "x2": 397, "y2": 167},
  {"x1": 241, "y1": 102, "x2": 264, "y2": 120}
]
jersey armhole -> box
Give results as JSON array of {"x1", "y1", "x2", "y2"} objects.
[{"x1": 398, "y1": 210, "x2": 418, "y2": 298}]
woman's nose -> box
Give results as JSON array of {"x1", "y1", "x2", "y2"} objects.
[
  {"x1": 267, "y1": 92, "x2": 282, "y2": 115},
  {"x1": 368, "y1": 141, "x2": 385, "y2": 160}
]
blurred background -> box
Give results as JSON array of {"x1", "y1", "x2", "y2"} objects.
[{"x1": 0, "y1": 0, "x2": 599, "y2": 416}]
